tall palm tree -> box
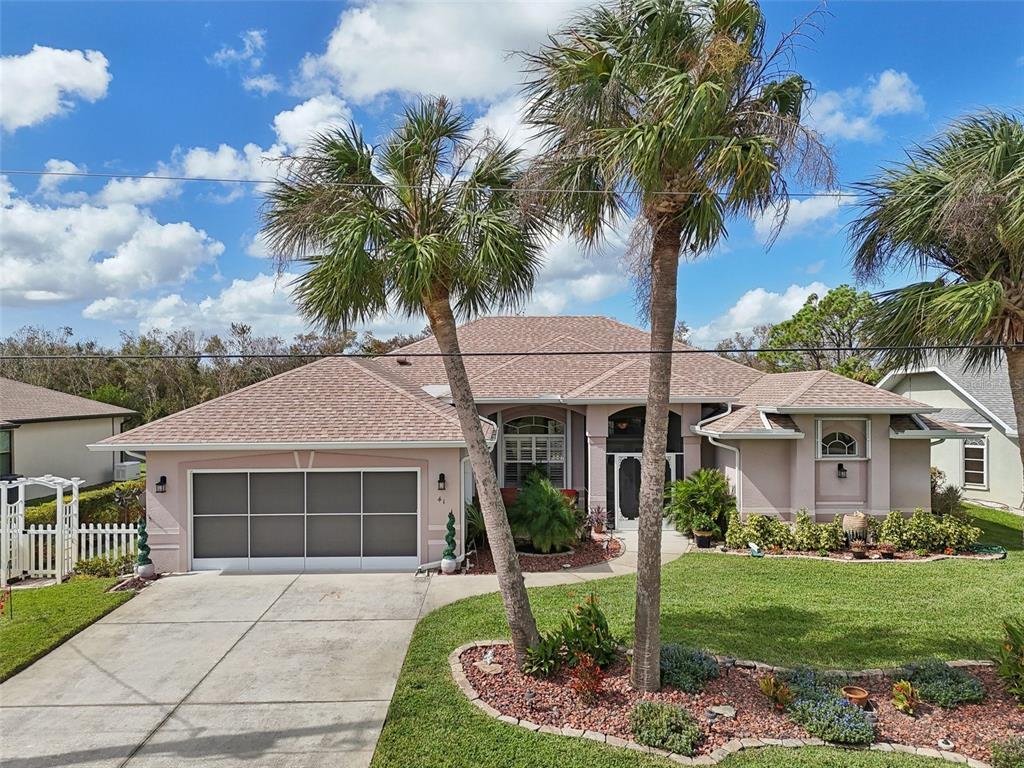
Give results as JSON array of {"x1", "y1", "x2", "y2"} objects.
[
  {"x1": 851, "y1": 111, "x2": 1024, "y2": 505},
  {"x1": 261, "y1": 97, "x2": 548, "y2": 659},
  {"x1": 521, "y1": 0, "x2": 833, "y2": 690}
]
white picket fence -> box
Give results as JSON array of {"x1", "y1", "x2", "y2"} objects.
[{"x1": 22, "y1": 523, "x2": 139, "y2": 579}]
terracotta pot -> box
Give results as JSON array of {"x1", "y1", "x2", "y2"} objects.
[
  {"x1": 851, "y1": 548, "x2": 868, "y2": 560},
  {"x1": 841, "y1": 685, "x2": 870, "y2": 709},
  {"x1": 592, "y1": 522, "x2": 606, "y2": 535},
  {"x1": 561, "y1": 489, "x2": 579, "y2": 504}
]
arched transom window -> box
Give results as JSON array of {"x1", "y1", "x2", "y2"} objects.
[
  {"x1": 820, "y1": 431, "x2": 858, "y2": 457},
  {"x1": 503, "y1": 416, "x2": 565, "y2": 487}
]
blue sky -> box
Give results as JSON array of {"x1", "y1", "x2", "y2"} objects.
[{"x1": 2, "y1": 1, "x2": 1022, "y2": 347}]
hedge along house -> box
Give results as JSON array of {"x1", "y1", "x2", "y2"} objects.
[
  {"x1": 0, "y1": 377, "x2": 134, "y2": 500},
  {"x1": 91, "y1": 316, "x2": 968, "y2": 573}
]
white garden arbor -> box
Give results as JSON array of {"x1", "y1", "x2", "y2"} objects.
[{"x1": 1, "y1": 475, "x2": 82, "y2": 587}]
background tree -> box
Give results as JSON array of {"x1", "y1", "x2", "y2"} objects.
[
  {"x1": 851, "y1": 110, "x2": 1024, "y2": 506},
  {"x1": 715, "y1": 325, "x2": 771, "y2": 369},
  {"x1": 261, "y1": 98, "x2": 550, "y2": 659},
  {"x1": 522, "y1": 0, "x2": 833, "y2": 690},
  {"x1": 757, "y1": 285, "x2": 880, "y2": 382}
]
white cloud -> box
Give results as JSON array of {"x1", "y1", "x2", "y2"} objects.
[
  {"x1": 297, "y1": 1, "x2": 587, "y2": 102},
  {"x1": 0, "y1": 45, "x2": 111, "y2": 132},
  {"x1": 272, "y1": 94, "x2": 351, "y2": 149},
  {"x1": 210, "y1": 29, "x2": 266, "y2": 70},
  {"x1": 808, "y1": 70, "x2": 925, "y2": 143},
  {"x1": 176, "y1": 141, "x2": 286, "y2": 200},
  {"x1": 245, "y1": 231, "x2": 273, "y2": 258},
  {"x1": 0, "y1": 186, "x2": 223, "y2": 306},
  {"x1": 469, "y1": 95, "x2": 543, "y2": 157},
  {"x1": 525, "y1": 224, "x2": 632, "y2": 314},
  {"x1": 689, "y1": 282, "x2": 829, "y2": 346},
  {"x1": 753, "y1": 194, "x2": 846, "y2": 243},
  {"x1": 36, "y1": 159, "x2": 89, "y2": 204},
  {"x1": 96, "y1": 168, "x2": 180, "y2": 206},
  {"x1": 242, "y1": 74, "x2": 281, "y2": 95}
]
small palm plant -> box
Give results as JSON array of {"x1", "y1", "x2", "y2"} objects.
[
  {"x1": 666, "y1": 468, "x2": 735, "y2": 541},
  {"x1": 851, "y1": 111, "x2": 1024, "y2": 506}
]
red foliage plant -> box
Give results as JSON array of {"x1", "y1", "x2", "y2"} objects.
[{"x1": 569, "y1": 652, "x2": 605, "y2": 704}]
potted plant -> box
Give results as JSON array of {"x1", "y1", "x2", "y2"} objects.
[
  {"x1": 587, "y1": 506, "x2": 607, "y2": 535},
  {"x1": 440, "y1": 511, "x2": 458, "y2": 574},
  {"x1": 879, "y1": 542, "x2": 896, "y2": 560},
  {"x1": 850, "y1": 540, "x2": 868, "y2": 560},
  {"x1": 690, "y1": 509, "x2": 720, "y2": 549}
]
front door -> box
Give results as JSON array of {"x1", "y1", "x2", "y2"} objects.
[{"x1": 612, "y1": 454, "x2": 675, "y2": 531}]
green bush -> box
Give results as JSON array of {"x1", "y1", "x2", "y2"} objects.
[
  {"x1": 792, "y1": 510, "x2": 844, "y2": 552},
  {"x1": 878, "y1": 508, "x2": 980, "y2": 553},
  {"x1": 879, "y1": 510, "x2": 909, "y2": 548},
  {"x1": 665, "y1": 468, "x2": 734, "y2": 536},
  {"x1": 908, "y1": 659, "x2": 985, "y2": 707},
  {"x1": 724, "y1": 509, "x2": 746, "y2": 549},
  {"x1": 522, "y1": 632, "x2": 563, "y2": 677},
  {"x1": 74, "y1": 553, "x2": 135, "y2": 577},
  {"x1": 991, "y1": 736, "x2": 1024, "y2": 768},
  {"x1": 628, "y1": 701, "x2": 702, "y2": 756},
  {"x1": 522, "y1": 593, "x2": 619, "y2": 677},
  {"x1": 507, "y1": 470, "x2": 576, "y2": 554},
  {"x1": 996, "y1": 618, "x2": 1024, "y2": 704},
  {"x1": 659, "y1": 644, "x2": 719, "y2": 692},
  {"x1": 464, "y1": 500, "x2": 487, "y2": 549},
  {"x1": 727, "y1": 514, "x2": 794, "y2": 550},
  {"x1": 26, "y1": 478, "x2": 145, "y2": 526},
  {"x1": 788, "y1": 694, "x2": 875, "y2": 744}
]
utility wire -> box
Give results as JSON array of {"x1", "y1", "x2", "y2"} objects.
[
  {"x1": 0, "y1": 167, "x2": 858, "y2": 199},
  {"x1": 0, "y1": 344, "x2": 1018, "y2": 361}
]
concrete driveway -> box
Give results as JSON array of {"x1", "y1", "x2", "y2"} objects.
[{"x1": 0, "y1": 531, "x2": 688, "y2": 768}]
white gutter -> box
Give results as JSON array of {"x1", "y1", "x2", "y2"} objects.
[
  {"x1": 760, "y1": 406, "x2": 939, "y2": 415},
  {"x1": 695, "y1": 405, "x2": 742, "y2": 512}
]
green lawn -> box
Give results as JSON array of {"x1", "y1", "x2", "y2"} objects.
[
  {"x1": 0, "y1": 577, "x2": 134, "y2": 681},
  {"x1": 965, "y1": 503, "x2": 1024, "y2": 551},
  {"x1": 373, "y1": 534, "x2": 1023, "y2": 767}
]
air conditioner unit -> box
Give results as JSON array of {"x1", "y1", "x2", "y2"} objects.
[{"x1": 114, "y1": 461, "x2": 142, "y2": 482}]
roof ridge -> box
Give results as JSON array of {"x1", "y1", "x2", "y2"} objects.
[
  {"x1": 346, "y1": 357, "x2": 464, "y2": 428},
  {"x1": 566, "y1": 358, "x2": 640, "y2": 398},
  {"x1": 778, "y1": 370, "x2": 829, "y2": 405}
]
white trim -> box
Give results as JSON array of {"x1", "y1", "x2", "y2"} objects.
[
  {"x1": 877, "y1": 367, "x2": 1018, "y2": 437},
  {"x1": 691, "y1": 427, "x2": 804, "y2": 440},
  {"x1": 962, "y1": 433, "x2": 989, "y2": 490},
  {"x1": 761, "y1": 406, "x2": 936, "y2": 415},
  {"x1": 461, "y1": 396, "x2": 737, "y2": 405},
  {"x1": 815, "y1": 417, "x2": 870, "y2": 460},
  {"x1": 188, "y1": 467, "x2": 421, "y2": 572},
  {"x1": 91, "y1": 439, "x2": 475, "y2": 452}
]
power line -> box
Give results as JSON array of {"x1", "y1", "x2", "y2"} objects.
[
  {"x1": 0, "y1": 167, "x2": 858, "y2": 200},
  {"x1": 0, "y1": 344, "x2": 1016, "y2": 362}
]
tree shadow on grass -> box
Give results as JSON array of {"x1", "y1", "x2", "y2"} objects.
[{"x1": 660, "y1": 605, "x2": 994, "y2": 668}]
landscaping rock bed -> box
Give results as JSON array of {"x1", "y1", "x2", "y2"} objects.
[
  {"x1": 703, "y1": 547, "x2": 1006, "y2": 563},
  {"x1": 455, "y1": 643, "x2": 1021, "y2": 765},
  {"x1": 463, "y1": 536, "x2": 623, "y2": 574}
]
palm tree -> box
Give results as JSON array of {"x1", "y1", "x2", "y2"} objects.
[
  {"x1": 261, "y1": 97, "x2": 549, "y2": 659},
  {"x1": 851, "y1": 111, "x2": 1024, "y2": 506},
  {"x1": 521, "y1": 0, "x2": 833, "y2": 690}
]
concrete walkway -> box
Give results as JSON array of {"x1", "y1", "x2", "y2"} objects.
[{"x1": 0, "y1": 531, "x2": 688, "y2": 768}]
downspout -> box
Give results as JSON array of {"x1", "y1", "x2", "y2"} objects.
[{"x1": 695, "y1": 404, "x2": 742, "y2": 513}]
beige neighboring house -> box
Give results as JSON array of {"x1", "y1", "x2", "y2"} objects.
[
  {"x1": 90, "y1": 316, "x2": 968, "y2": 574},
  {"x1": 879, "y1": 356, "x2": 1022, "y2": 509},
  {"x1": 0, "y1": 377, "x2": 135, "y2": 500}
]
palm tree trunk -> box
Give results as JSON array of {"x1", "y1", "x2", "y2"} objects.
[
  {"x1": 631, "y1": 218, "x2": 682, "y2": 692},
  {"x1": 423, "y1": 291, "x2": 541, "y2": 660},
  {"x1": 1006, "y1": 346, "x2": 1024, "y2": 509}
]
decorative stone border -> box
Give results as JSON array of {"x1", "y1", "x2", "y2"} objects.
[
  {"x1": 696, "y1": 549, "x2": 1006, "y2": 564},
  {"x1": 449, "y1": 641, "x2": 994, "y2": 768}
]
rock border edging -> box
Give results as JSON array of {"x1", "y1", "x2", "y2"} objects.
[{"x1": 449, "y1": 641, "x2": 993, "y2": 768}]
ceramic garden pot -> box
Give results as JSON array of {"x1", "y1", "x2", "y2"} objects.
[
  {"x1": 694, "y1": 530, "x2": 713, "y2": 549},
  {"x1": 440, "y1": 558, "x2": 458, "y2": 575},
  {"x1": 841, "y1": 685, "x2": 870, "y2": 709}
]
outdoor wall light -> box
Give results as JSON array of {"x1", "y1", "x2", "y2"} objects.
[
  {"x1": 837, "y1": 463, "x2": 848, "y2": 479},
  {"x1": 155, "y1": 475, "x2": 168, "y2": 493},
  {"x1": 437, "y1": 473, "x2": 446, "y2": 491}
]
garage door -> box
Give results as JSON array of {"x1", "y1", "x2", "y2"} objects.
[{"x1": 190, "y1": 470, "x2": 419, "y2": 571}]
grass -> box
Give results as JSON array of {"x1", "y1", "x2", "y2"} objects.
[
  {"x1": 373, "y1": 536, "x2": 1023, "y2": 767},
  {"x1": 0, "y1": 577, "x2": 134, "y2": 681},
  {"x1": 964, "y1": 503, "x2": 1024, "y2": 551}
]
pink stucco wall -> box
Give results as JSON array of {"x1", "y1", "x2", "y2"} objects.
[
  {"x1": 143, "y1": 447, "x2": 464, "y2": 572},
  {"x1": 738, "y1": 439, "x2": 792, "y2": 518},
  {"x1": 890, "y1": 439, "x2": 932, "y2": 512}
]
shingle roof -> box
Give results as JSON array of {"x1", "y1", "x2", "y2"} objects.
[
  {"x1": 890, "y1": 414, "x2": 976, "y2": 436},
  {"x1": 697, "y1": 406, "x2": 801, "y2": 436},
  {"x1": 96, "y1": 357, "x2": 492, "y2": 448},
  {"x1": 930, "y1": 407, "x2": 986, "y2": 425},
  {"x1": 928, "y1": 355, "x2": 1016, "y2": 431},
  {"x1": 736, "y1": 370, "x2": 933, "y2": 412},
  {"x1": 0, "y1": 377, "x2": 135, "y2": 423}
]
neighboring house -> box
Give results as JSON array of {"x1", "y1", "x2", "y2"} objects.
[
  {"x1": 91, "y1": 316, "x2": 966, "y2": 573},
  {"x1": 0, "y1": 377, "x2": 135, "y2": 499},
  {"x1": 878, "y1": 356, "x2": 1022, "y2": 509}
]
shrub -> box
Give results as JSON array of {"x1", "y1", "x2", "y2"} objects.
[
  {"x1": 788, "y1": 694, "x2": 875, "y2": 744},
  {"x1": 568, "y1": 652, "x2": 604, "y2": 704},
  {"x1": 744, "y1": 514, "x2": 794, "y2": 550},
  {"x1": 996, "y1": 618, "x2": 1024, "y2": 704},
  {"x1": 908, "y1": 659, "x2": 985, "y2": 708},
  {"x1": 507, "y1": 470, "x2": 577, "y2": 554},
  {"x1": 522, "y1": 632, "x2": 563, "y2": 677},
  {"x1": 522, "y1": 593, "x2": 619, "y2": 677},
  {"x1": 75, "y1": 553, "x2": 135, "y2": 577},
  {"x1": 629, "y1": 701, "x2": 702, "y2": 756},
  {"x1": 758, "y1": 673, "x2": 795, "y2": 710},
  {"x1": 938, "y1": 515, "x2": 982, "y2": 552},
  {"x1": 991, "y1": 736, "x2": 1024, "y2": 768},
  {"x1": 464, "y1": 500, "x2": 487, "y2": 549},
  {"x1": 880, "y1": 508, "x2": 980, "y2": 553},
  {"x1": 931, "y1": 467, "x2": 965, "y2": 518},
  {"x1": 26, "y1": 478, "x2": 146, "y2": 526},
  {"x1": 724, "y1": 509, "x2": 747, "y2": 549},
  {"x1": 792, "y1": 510, "x2": 845, "y2": 552},
  {"x1": 879, "y1": 510, "x2": 909, "y2": 549},
  {"x1": 781, "y1": 666, "x2": 835, "y2": 702},
  {"x1": 891, "y1": 680, "x2": 920, "y2": 715},
  {"x1": 659, "y1": 644, "x2": 719, "y2": 692},
  {"x1": 665, "y1": 468, "x2": 734, "y2": 536},
  {"x1": 905, "y1": 508, "x2": 941, "y2": 551}
]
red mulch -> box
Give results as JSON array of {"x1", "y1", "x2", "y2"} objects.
[
  {"x1": 716, "y1": 547, "x2": 998, "y2": 561},
  {"x1": 461, "y1": 645, "x2": 1023, "y2": 761},
  {"x1": 463, "y1": 536, "x2": 623, "y2": 575}
]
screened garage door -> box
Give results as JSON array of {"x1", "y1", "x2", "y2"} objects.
[{"x1": 190, "y1": 470, "x2": 419, "y2": 571}]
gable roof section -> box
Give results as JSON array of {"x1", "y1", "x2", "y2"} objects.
[
  {"x1": 695, "y1": 406, "x2": 802, "y2": 438},
  {"x1": 386, "y1": 315, "x2": 761, "y2": 402},
  {"x1": 93, "y1": 357, "x2": 491, "y2": 450},
  {"x1": 878, "y1": 355, "x2": 1017, "y2": 434},
  {"x1": 0, "y1": 377, "x2": 134, "y2": 423},
  {"x1": 889, "y1": 414, "x2": 976, "y2": 439},
  {"x1": 738, "y1": 370, "x2": 935, "y2": 413}
]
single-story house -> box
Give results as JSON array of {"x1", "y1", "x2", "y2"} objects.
[
  {"x1": 878, "y1": 356, "x2": 1022, "y2": 509},
  {"x1": 91, "y1": 316, "x2": 968, "y2": 573},
  {"x1": 1, "y1": 377, "x2": 135, "y2": 499}
]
